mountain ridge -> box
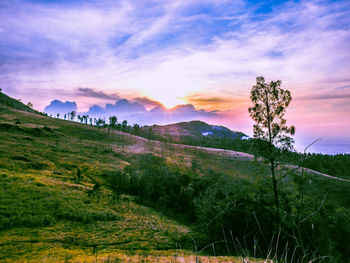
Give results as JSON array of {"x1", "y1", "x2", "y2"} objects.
[{"x1": 149, "y1": 120, "x2": 247, "y2": 142}]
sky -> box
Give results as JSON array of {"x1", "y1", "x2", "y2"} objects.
[{"x1": 1, "y1": 0, "x2": 350, "y2": 154}]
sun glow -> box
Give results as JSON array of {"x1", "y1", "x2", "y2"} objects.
[{"x1": 157, "y1": 96, "x2": 185, "y2": 109}]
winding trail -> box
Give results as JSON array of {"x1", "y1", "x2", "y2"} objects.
[
  {"x1": 111, "y1": 129, "x2": 350, "y2": 182},
  {"x1": 284, "y1": 165, "x2": 350, "y2": 182}
]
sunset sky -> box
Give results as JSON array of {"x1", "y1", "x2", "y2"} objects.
[{"x1": 1, "y1": 0, "x2": 350, "y2": 153}]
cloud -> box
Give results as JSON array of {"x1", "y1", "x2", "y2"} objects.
[
  {"x1": 296, "y1": 85, "x2": 350, "y2": 100},
  {"x1": 186, "y1": 95, "x2": 231, "y2": 104},
  {"x1": 319, "y1": 78, "x2": 350, "y2": 84},
  {"x1": 134, "y1": 97, "x2": 164, "y2": 109},
  {"x1": 298, "y1": 94, "x2": 350, "y2": 100},
  {"x1": 185, "y1": 93, "x2": 243, "y2": 109},
  {"x1": 44, "y1": 100, "x2": 77, "y2": 115},
  {"x1": 77, "y1": 88, "x2": 120, "y2": 100},
  {"x1": 85, "y1": 99, "x2": 146, "y2": 116},
  {"x1": 106, "y1": 99, "x2": 146, "y2": 113},
  {"x1": 86, "y1": 105, "x2": 106, "y2": 115},
  {"x1": 2, "y1": 0, "x2": 350, "y2": 103},
  {"x1": 132, "y1": 103, "x2": 218, "y2": 125},
  {"x1": 2, "y1": 0, "x2": 350, "y2": 152},
  {"x1": 336, "y1": 85, "x2": 350, "y2": 91},
  {"x1": 43, "y1": 97, "x2": 219, "y2": 125},
  {"x1": 85, "y1": 101, "x2": 218, "y2": 125}
]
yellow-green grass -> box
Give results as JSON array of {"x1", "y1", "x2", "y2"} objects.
[
  {"x1": 0, "y1": 106, "x2": 184, "y2": 260},
  {"x1": 112, "y1": 134, "x2": 261, "y2": 180},
  {"x1": 2, "y1": 101, "x2": 346, "y2": 262},
  {"x1": 0, "y1": 106, "x2": 259, "y2": 262},
  {"x1": 0, "y1": 168, "x2": 190, "y2": 260}
]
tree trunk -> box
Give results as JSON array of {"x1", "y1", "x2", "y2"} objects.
[
  {"x1": 265, "y1": 89, "x2": 279, "y2": 211},
  {"x1": 270, "y1": 159, "x2": 279, "y2": 209}
]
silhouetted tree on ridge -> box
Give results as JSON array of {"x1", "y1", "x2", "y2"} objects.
[
  {"x1": 70, "y1": 111, "x2": 76, "y2": 121},
  {"x1": 121, "y1": 120, "x2": 128, "y2": 131},
  {"x1": 109, "y1": 116, "x2": 117, "y2": 131}
]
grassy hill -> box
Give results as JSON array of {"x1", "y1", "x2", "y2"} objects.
[
  {"x1": 148, "y1": 120, "x2": 246, "y2": 142},
  {"x1": 0, "y1": 93, "x2": 265, "y2": 262},
  {"x1": 139, "y1": 120, "x2": 256, "y2": 159},
  {"x1": 144, "y1": 120, "x2": 350, "y2": 181},
  {"x1": 0, "y1": 92, "x2": 38, "y2": 114},
  {"x1": 1, "y1": 92, "x2": 350, "y2": 262},
  {"x1": 0, "y1": 100, "x2": 185, "y2": 262}
]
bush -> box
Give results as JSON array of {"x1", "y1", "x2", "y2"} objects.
[{"x1": 116, "y1": 154, "x2": 350, "y2": 261}]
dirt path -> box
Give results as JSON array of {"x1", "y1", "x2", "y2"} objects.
[
  {"x1": 113, "y1": 130, "x2": 254, "y2": 160},
  {"x1": 284, "y1": 165, "x2": 350, "y2": 182},
  {"x1": 112, "y1": 129, "x2": 349, "y2": 182}
]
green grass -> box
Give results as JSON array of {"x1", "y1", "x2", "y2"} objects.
[
  {"x1": 0, "y1": 104, "x2": 194, "y2": 261},
  {"x1": 1, "y1": 95, "x2": 349, "y2": 262},
  {"x1": 0, "y1": 92, "x2": 38, "y2": 114},
  {"x1": 0, "y1": 98, "x2": 267, "y2": 262}
]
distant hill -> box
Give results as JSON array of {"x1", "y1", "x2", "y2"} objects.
[{"x1": 148, "y1": 120, "x2": 247, "y2": 142}]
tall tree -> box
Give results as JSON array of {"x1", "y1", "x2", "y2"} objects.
[
  {"x1": 85, "y1": 115, "x2": 89, "y2": 125},
  {"x1": 109, "y1": 116, "x2": 118, "y2": 130},
  {"x1": 121, "y1": 120, "x2": 128, "y2": 131},
  {"x1": 133, "y1": 123, "x2": 140, "y2": 135},
  {"x1": 248, "y1": 76, "x2": 295, "y2": 210},
  {"x1": 70, "y1": 111, "x2": 76, "y2": 121},
  {"x1": 96, "y1": 118, "x2": 105, "y2": 127}
]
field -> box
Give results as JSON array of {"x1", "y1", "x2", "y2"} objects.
[
  {"x1": 0, "y1": 100, "x2": 267, "y2": 262},
  {"x1": 1, "y1": 95, "x2": 350, "y2": 262}
]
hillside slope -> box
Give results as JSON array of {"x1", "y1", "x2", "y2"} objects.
[
  {"x1": 148, "y1": 120, "x2": 246, "y2": 142},
  {"x1": 0, "y1": 93, "x2": 265, "y2": 262},
  {"x1": 1, "y1": 92, "x2": 350, "y2": 262},
  {"x1": 0, "y1": 92, "x2": 38, "y2": 114}
]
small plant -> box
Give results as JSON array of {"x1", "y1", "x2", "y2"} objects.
[
  {"x1": 76, "y1": 167, "x2": 81, "y2": 181},
  {"x1": 88, "y1": 182, "x2": 102, "y2": 202}
]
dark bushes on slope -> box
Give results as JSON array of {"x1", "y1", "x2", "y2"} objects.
[{"x1": 107, "y1": 154, "x2": 350, "y2": 261}]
